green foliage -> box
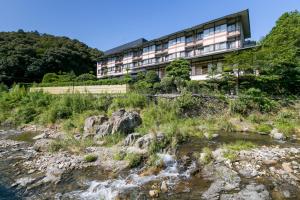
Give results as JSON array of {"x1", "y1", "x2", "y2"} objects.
[
  {"x1": 256, "y1": 124, "x2": 273, "y2": 134},
  {"x1": 0, "y1": 31, "x2": 103, "y2": 85},
  {"x1": 75, "y1": 73, "x2": 97, "y2": 82},
  {"x1": 124, "y1": 153, "x2": 143, "y2": 168},
  {"x1": 48, "y1": 137, "x2": 97, "y2": 153},
  {"x1": 102, "y1": 133, "x2": 125, "y2": 147},
  {"x1": 108, "y1": 92, "x2": 147, "y2": 113},
  {"x1": 133, "y1": 71, "x2": 160, "y2": 94},
  {"x1": 165, "y1": 59, "x2": 191, "y2": 81},
  {"x1": 230, "y1": 88, "x2": 279, "y2": 115},
  {"x1": 84, "y1": 154, "x2": 98, "y2": 162},
  {"x1": 223, "y1": 141, "x2": 257, "y2": 160},
  {"x1": 200, "y1": 147, "x2": 213, "y2": 165},
  {"x1": 223, "y1": 11, "x2": 300, "y2": 95}
]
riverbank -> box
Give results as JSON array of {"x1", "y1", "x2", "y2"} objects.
[{"x1": 1, "y1": 127, "x2": 300, "y2": 199}]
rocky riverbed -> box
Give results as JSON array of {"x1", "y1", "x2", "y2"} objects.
[{"x1": 1, "y1": 125, "x2": 300, "y2": 199}]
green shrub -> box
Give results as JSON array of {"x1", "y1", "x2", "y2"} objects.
[
  {"x1": 75, "y1": 73, "x2": 97, "y2": 82},
  {"x1": 256, "y1": 124, "x2": 273, "y2": 134},
  {"x1": 113, "y1": 151, "x2": 126, "y2": 160},
  {"x1": 42, "y1": 73, "x2": 59, "y2": 83},
  {"x1": 124, "y1": 153, "x2": 142, "y2": 168},
  {"x1": 199, "y1": 147, "x2": 213, "y2": 165},
  {"x1": 230, "y1": 88, "x2": 279, "y2": 115},
  {"x1": 223, "y1": 141, "x2": 257, "y2": 161},
  {"x1": 84, "y1": 154, "x2": 98, "y2": 162},
  {"x1": 108, "y1": 92, "x2": 147, "y2": 113},
  {"x1": 102, "y1": 133, "x2": 125, "y2": 147}
]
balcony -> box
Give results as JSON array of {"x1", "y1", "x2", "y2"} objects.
[
  {"x1": 227, "y1": 30, "x2": 240, "y2": 38},
  {"x1": 155, "y1": 48, "x2": 168, "y2": 55}
]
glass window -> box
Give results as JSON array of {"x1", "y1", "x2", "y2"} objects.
[
  {"x1": 215, "y1": 24, "x2": 227, "y2": 33},
  {"x1": 196, "y1": 32, "x2": 203, "y2": 40},
  {"x1": 228, "y1": 41, "x2": 236, "y2": 49},
  {"x1": 215, "y1": 42, "x2": 227, "y2": 50},
  {"x1": 204, "y1": 27, "x2": 214, "y2": 37},
  {"x1": 156, "y1": 44, "x2": 162, "y2": 51},
  {"x1": 187, "y1": 50, "x2": 194, "y2": 57},
  {"x1": 186, "y1": 36, "x2": 194, "y2": 43},
  {"x1": 203, "y1": 45, "x2": 214, "y2": 53},
  {"x1": 227, "y1": 24, "x2": 236, "y2": 32}
]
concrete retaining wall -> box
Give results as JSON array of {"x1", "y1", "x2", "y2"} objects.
[{"x1": 29, "y1": 84, "x2": 129, "y2": 94}]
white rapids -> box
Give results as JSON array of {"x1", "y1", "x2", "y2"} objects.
[{"x1": 63, "y1": 154, "x2": 195, "y2": 200}]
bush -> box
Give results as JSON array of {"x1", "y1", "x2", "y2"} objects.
[
  {"x1": 75, "y1": 73, "x2": 97, "y2": 82},
  {"x1": 108, "y1": 92, "x2": 147, "y2": 113},
  {"x1": 124, "y1": 153, "x2": 143, "y2": 168},
  {"x1": 230, "y1": 88, "x2": 279, "y2": 115},
  {"x1": 256, "y1": 124, "x2": 273, "y2": 134},
  {"x1": 42, "y1": 73, "x2": 59, "y2": 83},
  {"x1": 84, "y1": 154, "x2": 98, "y2": 162},
  {"x1": 102, "y1": 133, "x2": 125, "y2": 146}
]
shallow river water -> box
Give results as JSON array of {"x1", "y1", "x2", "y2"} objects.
[{"x1": 1, "y1": 129, "x2": 300, "y2": 200}]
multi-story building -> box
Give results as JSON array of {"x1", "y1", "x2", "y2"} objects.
[{"x1": 97, "y1": 9, "x2": 255, "y2": 80}]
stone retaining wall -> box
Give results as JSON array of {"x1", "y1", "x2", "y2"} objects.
[{"x1": 29, "y1": 84, "x2": 129, "y2": 94}]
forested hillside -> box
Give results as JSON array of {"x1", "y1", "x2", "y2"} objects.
[{"x1": 0, "y1": 30, "x2": 103, "y2": 85}]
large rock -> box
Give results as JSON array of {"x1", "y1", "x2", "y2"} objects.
[
  {"x1": 123, "y1": 133, "x2": 141, "y2": 146},
  {"x1": 110, "y1": 109, "x2": 142, "y2": 134},
  {"x1": 270, "y1": 128, "x2": 286, "y2": 140},
  {"x1": 202, "y1": 164, "x2": 241, "y2": 200},
  {"x1": 83, "y1": 115, "x2": 108, "y2": 137},
  {"x1": 83, "y1": 109, "x2": 142, "y2": 138},
  {"x1": 220, "y1": 183, "x2": 270, "y2": 200},
  {"x1": 33, "y1": 139, "x2": 53, "y2": 152},
  {"x1": 134, "y1": 132, "x2": 164, "y2": 149}
]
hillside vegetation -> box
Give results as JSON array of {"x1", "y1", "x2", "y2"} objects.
[{"x1": 0, "y1": 30, "x2": 103, "y2": 85}]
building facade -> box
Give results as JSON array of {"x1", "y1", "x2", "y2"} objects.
[{"x1": 97, "y1": 10, "x2": 254, "y2": 80}]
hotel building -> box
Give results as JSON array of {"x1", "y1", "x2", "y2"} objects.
[{"x1": 97, "y1": 9, "x2": 255, "y2": 80}]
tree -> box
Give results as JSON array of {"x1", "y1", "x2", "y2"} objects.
[
  {"x1": 257, "y1": 11, "x2": 300, "y2": 94},
  {"x1": 0, "y1": 31, "x2": 103, "y2": 85},
  {"x1": 224, "y1": 49, "x2": 256, "y2": 94},
  {"x1": 145, "y1": 70, "x2": 160, "y2": 84},
  {"x1": 165, "y1": 59, "x2": 191, "y2": 81}
]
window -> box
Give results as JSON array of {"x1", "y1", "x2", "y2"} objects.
[
  {"x1": 143, "y1": 45, "x2": 155, "y2": 53},
  {"x1": 196, "y1": 32, "x2": 203, "y2": 40},
  {"x1": 168, "y1": 37, "x2": 185, "y2": 46},
  {"x1": 195, "y1": 48, "x2": 203, "y2": 55},
  {"x1": 97, "y1": 69, "x2": 101, "y2": 74},
  {"x1": 178, "y1": 51, "x2": 185, "y2": 58},
  {"x1": 123, "y1": 63, "x2": 133, "y2": 70},
  {"x1": 124, "y1": 52, "x2": 133, "y2": 58},
  {"x1": 204, "y1": 27, "x2": 214, "y2": 37},
  {"x1": 215, "y1": 24, "x2": 227, "y2": 33},
  {"x1": 187, "y1": 50, "x2": 194, "y2": 57},
  {"x1": 215, "y1": 42, "x2": 227, "y2": 50},
  {"x1": 203, "y1": 45, "x2": 214, "y2": 53},
  {"x1": 156, "y1": 44, "x2": 162, "y2": 51},
  {"x1": 168, "y1": 53, "x2": 176, "y2": 60},
  {"x1": 227, "y1": 23, "x2": 236, "y2": 32},
  {"x1": 228, "y1": 41, "x2": 236, "y2": 49},
  {"x1": 186, "y1": 36, "x2": 194, "y2": 43}
]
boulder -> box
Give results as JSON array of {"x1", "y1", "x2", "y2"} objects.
[
  {"x1": 161, "y1": 181, "x2": 168, "y2": 193},
  {"x1": 83, "y1": 115, "x2": 108, "y2": 137},
  {"x1": 123, "y1": 133, "x2": 140, "y2": 146},
  {"x1": 110, "y1": 109, "x2": 142, "y2": 134},
  {"x1": 33, "y1": 139, "x2": 53, "y2": 152},
  {"x1": 95, "y1": 121, "x2": 113, "y2": 138},
  {"x1": 270, "y1": 128, "x2": 286, "y2": 140},
  {"x1": 149, "y1": 189, "x2": 159, "y2": 198},
  {"x1": 135, "y1": 134, "x2": 153, "y2": 149},
  {"x1": 84, "y1": 109, "x2": 142, "y2": 138},
  {"x1": 220, "y1": 183, "x2": 270, "y2": 200}
]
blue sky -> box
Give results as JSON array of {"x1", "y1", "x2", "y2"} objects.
[{"x1": 0, "y1": 0, "x2": 299, "y2": 51}]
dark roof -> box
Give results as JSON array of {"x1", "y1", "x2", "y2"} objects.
[
  {"x1": 104, "y1": 38, "x2": 148, "y2": 55},
  {"x1": 102, "y1": 9, "x2": 251, "y2": 58}
]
